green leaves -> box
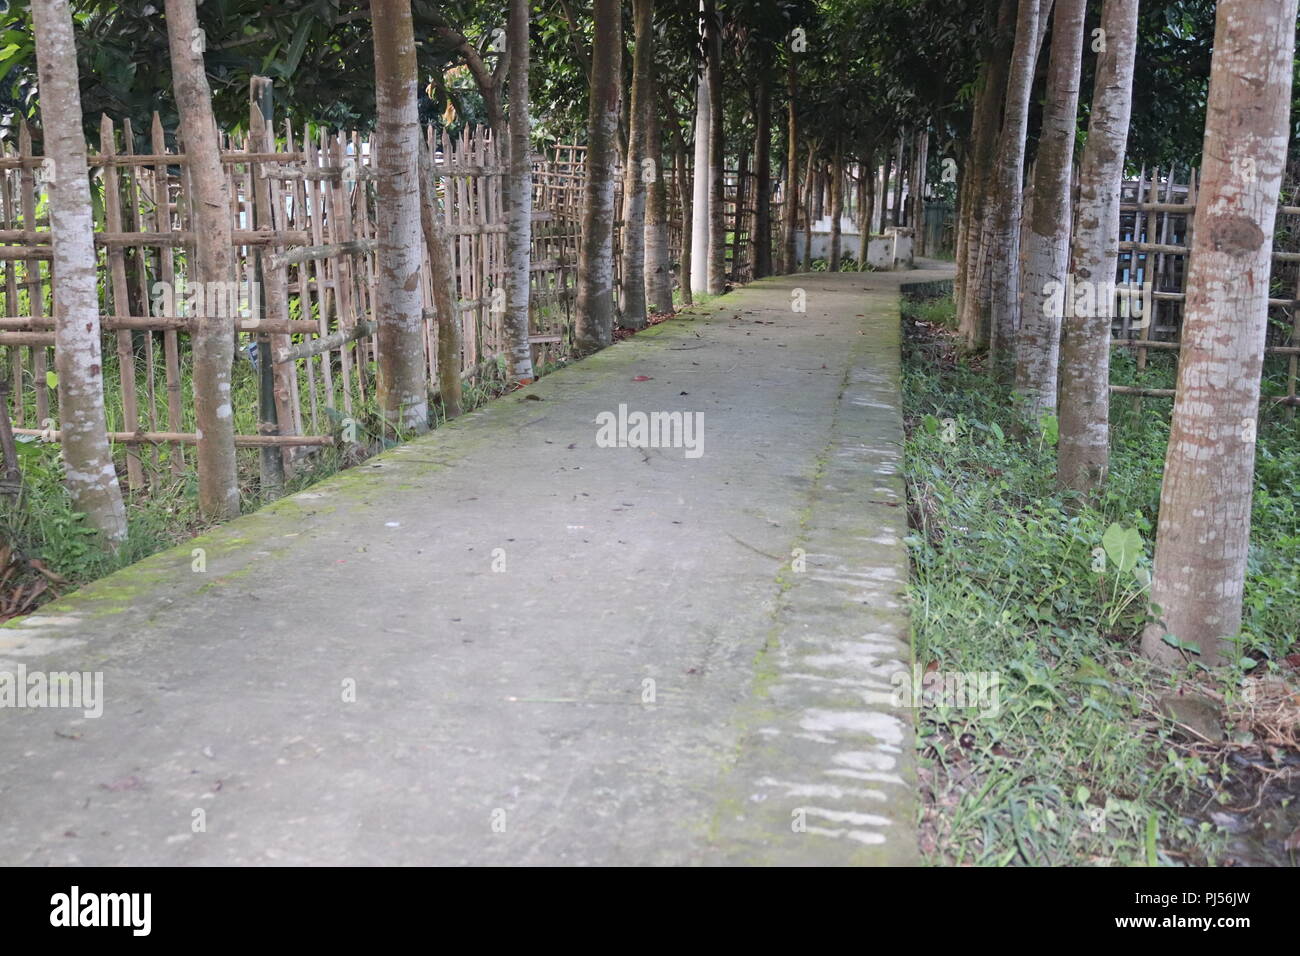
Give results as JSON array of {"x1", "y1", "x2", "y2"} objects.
[
  {"x1": 1102, "y1": 523, "x2": 1144, "y2": 575},
  {"x1": 1037, "y1": 412, "x2": 1058, "y2": 446},
  {"x1": 1160, "y1": 633, "x2": 1202, "y2": 655}
]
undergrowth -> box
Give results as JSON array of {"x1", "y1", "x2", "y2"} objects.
[
  {"x1": 902, "y1": 294, "x2": 1300, "y2": 867},
  {"x1": 0, "y1": 345, "x2": 569, "y2": 616}
]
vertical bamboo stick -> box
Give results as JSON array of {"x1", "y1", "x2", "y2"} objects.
[
  {"x1": 152, "y1": 112, "x2": 185, "y2": 474},
  {"x1": 19, "y1": 121, "x2": 50, "y2": 426},
  {"x1": 100, "y1": 114, "x2": 144, "y2": 488}
]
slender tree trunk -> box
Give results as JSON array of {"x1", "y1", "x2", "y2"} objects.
[
  {"x1": 753, "y1": 60, "x2": 772, "y2": 278},
  {"x1": 956, "y1": 0, "x2": 1015, "y2": 347},
  {"x1": 419, "y1": 142, "x2": 463, "y2": 419},
  {"x1": 574, "y1": 0, "x2": 622, "y2": 354},
  {"x1": 671, "y1": 120, "x2": 694, "y2": 305},
  {"x1": 619, "y1": 0, "x2": 653, "y2": 328},
  {"x1": 690, "y1": 60, "x2": 711, "y2": 295},
  {"x1": 164, "y1": 0, "x2": 239, "y2": 519},
  {"x1": 32, "y1": 0, "x2": 127, "y2": 545},
  {"x1": 1056, "y1": 0, "x2": 1138, "y2": 493},
  {"x1": 645, "y1": 58, "x2": 673, "y2": 313},
  {"x1": 504, "y1": 0, "x2": 535, "y2": 382},
  {"x1": 1141, "y1": 0, "x2": 1296, "y2": 665},
  {"x1": 910, "y1": 126, "x2": 930, "y2": 256},
  {"x1": 370, "y1": 0, "x2": 428, "y2": 431},
  {"x1": 890, "y1": 131, "x2": 906, "y2": 227},
  {"x1": 854, "y1": 162, "x2": 867, "y2": 237},
  {"x1": 705, "y1": 1, "x2": 726, "y2": 294},
  {"x1": 860, "y1": 150, "x2": 877, "y2": 269},
  {"x1": 801, "y1": 142, "x2": 817, "y2": 271},
  {"x1": 1015, "y1": 0, "x2": 1086, "y2": 417},
  {"x1": 985, "y1": 0, "x2": 1046, "y2": 379},
  {"x1": 829, "y1": 143, "x2": 844, "y2": 271},
  {"x1": 781, "y1": 51, "x2": 799, "y2": 273}
]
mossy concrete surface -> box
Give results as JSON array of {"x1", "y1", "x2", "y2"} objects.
[{"x1": 0, "y1": 263, "x2": 953, "y2": 865}]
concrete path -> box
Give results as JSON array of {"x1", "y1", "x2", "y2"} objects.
[{"x1": 0, "y1": 264, "x2": 954, "y2": 866}]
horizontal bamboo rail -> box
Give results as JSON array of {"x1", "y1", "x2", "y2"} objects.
[
  {"x1": 1111, "y1": 339, "x2": 1300, "y2": 356},
  {"x1": 12, "y1": 427, "x2": 333, "y2": 447},
  {"x1": 0, "y1": 316, "x2": 320, "y2": 333}
]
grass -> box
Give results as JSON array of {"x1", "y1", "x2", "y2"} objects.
[
  {"x1": 0, "y1": 334, "x2": 567, "y2": 613},
  {"x1": 902, "y1": 294, "x2": 1300, "y2": 866}
]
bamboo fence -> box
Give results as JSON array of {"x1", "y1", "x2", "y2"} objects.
[
  {"x1": 0, "y1": 109, "x2": 592, "y2": 491},
  {"x1": 1113, "y1": 167, "x2": 1300, "y2": 407}
]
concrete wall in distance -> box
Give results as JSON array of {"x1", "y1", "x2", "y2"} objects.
[{"x1": 794, "y1": 218, "x2": 914, "y2": 270}]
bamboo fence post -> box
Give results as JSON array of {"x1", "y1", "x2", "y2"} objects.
[
  {"x1": 2, "y1": 145, "x2": 21, "y2": 427},
  {"x1": 123, "y1": 118, "x2": 162, "y2": 480},
  {"x1": 19, "y1": 121, "x2": 50, "y2": 426},
  {"x1": 99, "y1": 114, "x2": 144, "y2": 487},
  {"x1": 151, "y1": 112, "x2": 184, "y2": 473}
]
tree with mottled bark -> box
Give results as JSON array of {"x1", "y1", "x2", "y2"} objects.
[
  {"x1": 909, "y1": 127, "x2": 929, "y2": 256},
  {"x1": 164, "y1": 0, "x2": 240, "y2": 519},
  {"x1": 504, "y1": 0, "x2": 535, "y2": 383},
  {"x1": 781, "y1": 51, "x2": 799, "y2": 274},
  {"x1": 956, "y1": 0, "x2": 1015, "y2": 347},
  {"x1": 645, "y1": 73, "x2": 673, "y2": 314},
  {"x1": 705, "y1": 0, "x2": 726, "y2": 294},
  {"x1": 982, "y1": 0, "x2": 1046, "y2": 378},
  {"x1": 31, "y1": 0, "x2": 127, "y2": 546},
  {"x1": 670, "y1": 116, "x2": 694, "y2": 305},
  {"x1": 690, "y1": 61, "x2": 711, "y2": 296},
  {"x1": 1015, "y1": 0, "x2": 1086, "y2": 417},
  {"x1": 573, "y1": 0, "x2": 622, "y2": 355},
  {"x1": 828, "y1": 143, "x2": 844, "y2": 271},
  {"x1": 619, "y1": 0, "x2": 654, "y2": 329},
  {"x1": 1056, "y1": 0, "x2": 1138, "y2": 493},
  {"x1": 1142, "y1": 0, "x2": 1296, "y2": 666},
  {"x1": 418, "y1": 142, "x2": 464, "y2": 420},
  {"x1": 370, "y1": 0, "x2": 428, "y2": 432},
  {"x1": 752, "y1": 52, "x2": 772, "y2": 279}
]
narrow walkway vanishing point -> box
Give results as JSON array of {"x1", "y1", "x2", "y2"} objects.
[{"x1": 0, "y1": 264, "x2": 954, "y2": 866}]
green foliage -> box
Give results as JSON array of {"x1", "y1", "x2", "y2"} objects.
[{"x1": 902, "y1": 295, "x2": 1298, "y2": 866}]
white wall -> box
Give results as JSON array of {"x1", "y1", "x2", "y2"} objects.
[{"x1": 793, "y1": 221, "x2": 914, "y2": 270}]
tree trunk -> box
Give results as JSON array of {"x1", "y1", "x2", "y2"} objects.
[
  {"x1": 985, "y1": 0, "x2": 1046, "y2": 379},
  {"x1": 370, "y1": 0, "x2": 428, "y2": 432},
  {"x1": 705, "y1": 1, "x2": 726, "y2": 294},
  {"x1": 890, "y1": 132, "x2": 906, "y2": 227},
  {"x1": 1015, "y1": 0, "x2": 1086, "y2": 417},
  {"x1": 854, "y1": 162, "x2": 867, "y2": 237},
  {"x1": 1056, "y1": 0, "x2": 1138, "y2": 494},
  {"x1": 800, "y1": 142, "x2": 818, "y2": 271},
  {"x1": 645, "y1": 53, "x2": 673, "y2": 313},
  {"x1": 32, "y1": 0, "x2": 127, "y2": 545},
  {"x1": 573, "y1": 0, "x2": 622, "y2": 354},
  {"x1": 829, "y1": 143, "x2": 844, "y2": 271},
  {"x1": 1141, "y1": 0, "x2": 1296, "y2": 665},
  {"x1": 689, "y1": 61, "x2": 711, "y2": 296},
  {"x1": 812, "y1": 162, "x2": 825, "y2": 222},
  {"x1": 504, "y1": 0, "x2": 535, "y2": 382},
  {"x1": 860, "y1": 151, "x2": 877, "y2": 269},
  {"x1": 419, "y1": 141, "x2": 463, "y2": 420},
  {"x1": 781, "y1": 52, "x2": 799, "y2": 273},
  {"x1": 619, "y1": 0, "x2": 653, "y2": 328},
  {"x1": 956, "y1": 0, "x2": 1016, "y2": 347},
  {"x1": 671, "y1": 121, "x2": 694, "y2": 305},
  {"x1": 910, "y1": 126, "x2": 930, "y2": 255},
  {"x1": 753, "y1": 61, "x2": 772, "y2": 279},
  {"x1": 164, "y1": 0, "x2": 239, "y2": 519}
]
